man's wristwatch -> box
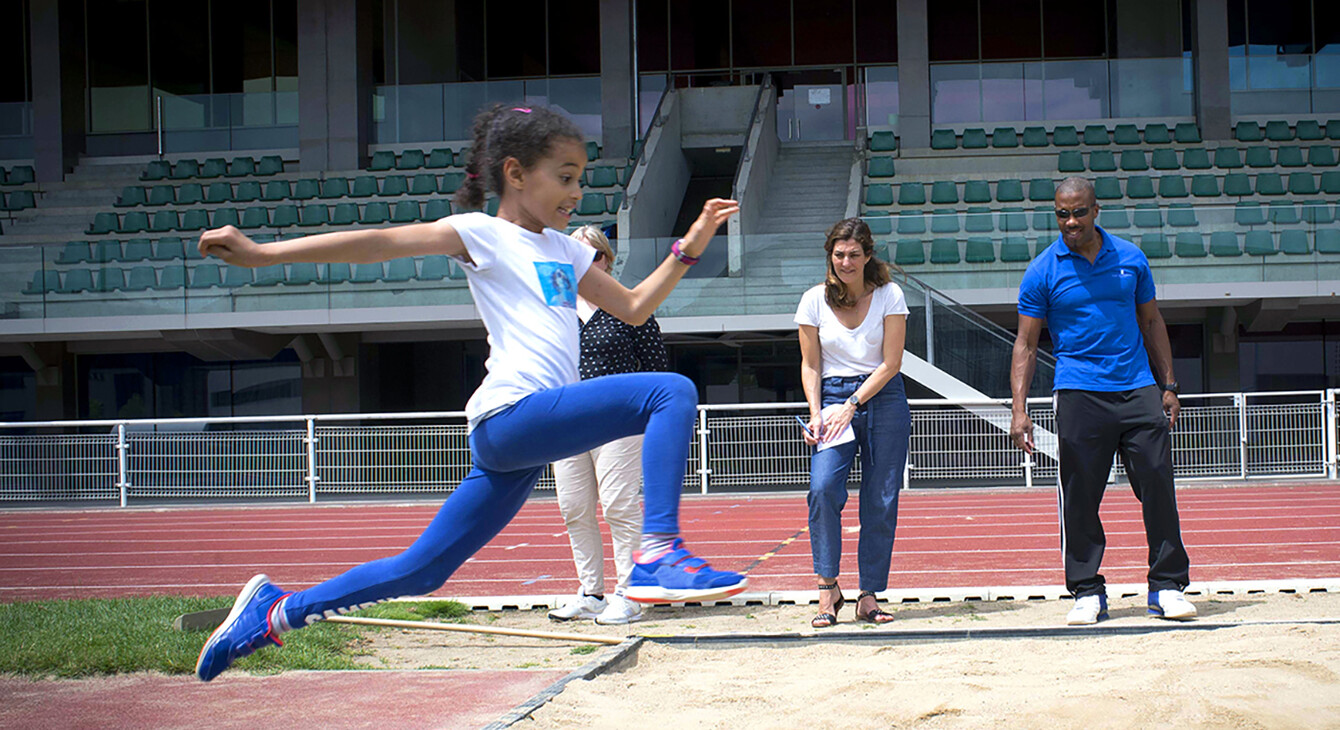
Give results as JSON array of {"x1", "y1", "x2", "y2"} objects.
[
  {"x1": 847, "y1": 393, "x2": 861, "y2": 407},
  {"x1": 1159, "y1": 381, "x2": 1180, "y2": 395}
]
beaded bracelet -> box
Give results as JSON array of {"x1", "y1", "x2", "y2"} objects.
[{"x1": 670, "y1": 239, "x2": 700, "y2": 265}]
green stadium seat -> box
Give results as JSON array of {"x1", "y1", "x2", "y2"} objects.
[
  {"x1": 115, "y1": 186, "x2": 146, "y2": 207},
  {"x1": 897, "y1": 183, "x2": 925, "y2": 206},
  {"x1": 1033, "y1": 208, "x2": 1059, "y2": 231},
  {"x1": 1088, "y1": 151, "x2": 1116, "y2": 172},
  {"x1": 1113, "y1": 124, "x2": 1141, "y2": 145},
  {"x1": 91, "y1": 240, "x2": 122, "y2": 263},
  {"x1": 270, "y1": 204, "x2": 299, "y2": 228},
  {"x1": 931, "y1": 129, "x2": 956, "y2": 149},
  {"x1": 1028, "y1": 178, "x2": 1055, "y2": 201},
  {"x1": 397, "y1": 150, "x2": 426, "y2": 170},
  {"x1": 1143, "y1": 124, "x2": 1172, "y2": 144},
  {"x1": 1318, "y1": 229, "x2": 1340, "y2": 254},
  {"x1": 1235, "y1": 122, "x2": 1264, "y2": 141},
  {"x1": 608, "y1": 191, "x2": 623, "y2": 214},
  {"x1": 391, "y1": 200, "x2": 421, "y2": 223},
  {"x1": 1158, "y1": 175, "x2": 1188, "y2": 198},
  {"x1": 320, "y1": 178, "x2": 350, "y2": 199},
  {"x1": 930, "y1": 181, "x2": 958, "y2": 204},
  {"x1": 440, "y1": 172, "x2": 466, "y2": 193},
  {"x1": 1094, "y1": 178, "x2": 1122, "y2": 200},
  {"x1": 1235, "y1": 202, "x2": 1266, "y2": 226},
  {"x1": 240, "y1": 206, "x2": 270, "y2": 229},
  {"x1": 965, "y1": 237, "x2": 994, "y2": 262},
  {"x1": 990, "y1": 127, "x2": 1017, "y2": 148},
  {"x1": 454, "y1": 149, "x2": 472, "y2": 167},
  {"x1": 577, "y1": 193, "x2": 606, "y2": 216},
  {"x1": 1133, "y1": 203, "x2": 1162, "y2": 228},
  {"x1": 351, "y1": 175, "x2": 383, "y2": 196},
  {"x1": 1256, "y1": 173, "x2": 1285, "y2": 195},
  {"x1": 262, "y1": 180, "x2": 291, "y2": 201},
  {"x1": 292, "y1": 179, "x2": 320, "y2": 200},
  {"x1": 964, "y1": 207, "x2": 994, "y2": 232},
  {"x1": 141, "y1": 160, "x2": 171, "y2": 181},
  {"x1": 125, "y1": 266, "x2": 158, "y2": 291},
  {"x1": 176, "y1": 183, "x2": 203, "y2": 205},
  {"x1": 1058, "y1": 150, "x2": 1085, "y2": 172},
  {"x1": 331, "y1": 203, "x2": 359, "y2": 226},
  {"x1": 1265, "y1": 121, "x2": 1292, "y2": 141},
  {"x1": 200, "y1": 158, "x2": 228, "y2": 178},
  {"x1": 930, "y1": 209, "x2": 959, "y2": 233},
  {"x1": 249, "y1": 264, "x2": 283, "y2": 287},
  {"x1": 895, "y1": 240, "x2": 924, "y2": 266},
  {"x1": 418, "y1": 256, "x2": 452, "y2": 281},
  {"x1": 1244, "y1": 230, "x2": 1276, "y2": 255},
  {"x1": 999, "y1": 208, "x2": 1028, "y2": 233},
  {"x1": 1083, "y1": 125, "x2": 1109, "y2": 145},
  {"x1": 1323, "y1": 171, "x2": 1340, "y2": 194},
  {"x1": 385, "y1": 258, "x2": 418, "y2": 282},
  {"x1": 1223, "y1": 173, "x2": 1252, "y2": 196},
  {"x1": 1192, "y1": 175, "x2": 1220, "y2": 198},
  {"x1": 1119, "y1": 150, "x2": 1148, "y2": 171},
  {"x1": 1182, "y1": 148, "x2": 1211, "y2": 169},
  {"x1": 59, "y1": 268, "x2": 94, "y2": 294},
  {"x1": 426, "y1": 148, "x2": 454, "y2": 169},
  {"x1": 179, "y1": 209, "x2": 210, "y2": 231},
  {"x1": 486, "y1": 198, "x2": 500, "y2": 216},
  {"x1": 157, "y1": 266, "x2": 186, "y2": 289},
  {"x1": 1167, "y1": 204, "x2": 1197, "y2": 227},
  {"x1": 409, "y1": 174, "x2": 438, "y2": 195},
  {"x1": 1245, "y1": 146, "x2": 1274, "y2": 168},
  {"x1": 995, "y1": 179, "x2": 1024, "y2": 202},
  {"x1": 97, "y1": 269, "x2": 128, "y2": 293},
  {"x1": 285, "y1": 262, "x2": 320, "y2": 285},
  {"x1": 212, "y1": 208, "x2": 241, "y2": 228},
  {"x1": 585, "y1": 141, "x2": 600, "y2": 161},
  {"x1": 590, "y1": 166, "x2": 621, "y2": 186},
  {"x1": 866, "y1": 215, "x2": 893, "y2": 236},
  {"x1": 88, "y1": 212, "x2": 117, "y2": 235},
  {"x1": 361, "y1": 201, "x2": 390, "y2": 224},
  {"x1": 352, "y1": 262, "x2": 383, "y2": 283},
  {"x1": 1174, "y1": 232, "x2": 1205, "y2": 258},
  {"x1": 1301, "y1": 200, "x2": 1334, "y2": 224},
  {"x1": 257, "y1": 155, "x2": 284, "y2": 175},
  {"x1": 149, "y1": 210, "x2": 180, "y2": 232},
  {"x1": 234, "y1": 181, "x2": 261, "y2": 203},
  {"x1": 1150, "y1": 148, "x2": 1180, "y2": 171},
  {"x1": 226, "y1": 157, "x2": 256, "y2": 178},
  {"x1": 423, "y1": 199, "x2": 451, "y2": 221},
  {"x1": 1276, "y1": 146, "x2": 1305, "y2": 167},
  {"x1": 1140, "y1": 233, "x2": 1170, "y2": 258},
  {"x1": 1295, "y1": 120, "x2": 1323, "y2": 140},
  {"x1": 930, "y1": 238, "x2": 959, "y2": 264},
  {"x1": 1174, "y1": 123, "x2": 1201, "y2": 143},
  {"x1": 1268, "y1": 201, "x2": 1300, "y2": 225},
  {"x1": 865, "y1": 184, "x2": 894, "y2": 206},
  {"x1": 369, "y1": 151, "x2": 397, "y2": 171},
  {"x1": 189, "y1": 264, "x2": 222, "y2": 289},
  {"x1": 170, "y1": 159, "x2": 199, "y2": 179},
  {"x1": 1309, "y1": 145, "x2": 1338, "y2": 166},
  {"x1": 869, "y1": 131, "x2": 897, "y2": 151},
  {"x1": 1210, "y1": 231, "x2": 1240, "y2": 256},
  {"x1": 1215, "y1": 147, "x2": 1244, "y2": 169},
  {"x1": 867, "y1": 157, "x2": 895, "y2": 178},
  {"x1": 322, "y1": 263, "x2": 352, "y2": 284},
  {"x1": 1052, "y1": 126, "x2": 1080, "y2": 146},
  {"x1": 205, "y1": 182, "x2": 233, "y2": 204},
  {"x1": 1000, "y1": 236, "x2": 1031, "y2": 262},
  {"x1": 897, "y1": 212, "x2": 926, "y2": 235},
  {"x1": 1099, "y1": 205, "x2": 1129, "y2": 229},
  {"x1": 252, "y1": 234, "x2": 277, "y2": 243},
  {"x1": 1021, "y1": 127, "x2": 1048, "y2": 147},
  {"x1": 147, "y1": 184, "x2": 175, "y2": 206},
  {"x1": 119, "y1": 211, "x2": 149, "y2": 234},
  {"x1": 298, "y1": 204, "x2": 330, "y2": 226},
  {"x1": 380, "y1": 175, "x2": 409, "y2": 197},
  {"x1": 1036, "y1": 236, "x2": 1057, "y2": 255},
  {"x1": 24, "y1": 270, "x2": 60, "y2": 295},
  {"x1": 222, "y1": 266, "x2": 253, "y2": 288},
  {"x1": 56, "y1": 241, "x2": 91, "y2": 264},
  {"x1": 1126, "y1": 176, "x2": 1155, "y2": 199}
]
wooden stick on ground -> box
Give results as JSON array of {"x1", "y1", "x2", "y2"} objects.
[{"x1": 324, "y1": 615, "x2": 625, "y2": 645}]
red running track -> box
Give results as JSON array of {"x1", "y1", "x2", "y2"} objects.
[{"x1": 1, "y1": 484, "x2": 1338, "y2": 603}]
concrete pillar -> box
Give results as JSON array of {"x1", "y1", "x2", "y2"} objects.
[
  {"x1": 28, "y1": 0, "x2": 84, "y2": 183},
  {"x1": 1191, "y1": 0, "x2": 1231, "y2": 141},
  {"x1": 298, "y1": 0, "x2": 373, "y2": 172},
  {"x1": 895, "y1": 0, "x2": 931, "y2": 150},
  {"x1": 599, "y1": 0, "x2": 634, "y2": 159}
]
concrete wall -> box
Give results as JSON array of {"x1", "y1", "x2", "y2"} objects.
[
  {"x1": 599, "y1": 0, "x2": 634, "y2": 159},
  {"x1": 732, "y1": 85, "x2": 778, "y2": 238},
  {"x1": 623, "y1": 91, "x2": 690, "y2": 240},
  {"x1": 895, "y1": 0, "x2": 931, "y2": 150},
  {"x1": 1191, "y1": 0, "x2": 1232, "y2": 141},
  {"x1": 29, "y1": 0, "x2": 85, "y2": 182},
  {"x1": 1112, "y1": 0, "x2": 1183, "y2": 58},
  {"x1": 679, "y1": 87, "x2": 758, "y2": 148},
  {"x1": 298, "y1": 0, "x2": 374, "y2": 172}
]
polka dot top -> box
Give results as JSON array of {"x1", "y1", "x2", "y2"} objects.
[{"x1": 578, "y1": 309, "x2": 670, "y2": 379}]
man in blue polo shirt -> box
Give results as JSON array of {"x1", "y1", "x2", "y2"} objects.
[{"x1": 1009, "y1": 176, "x2": 1194, "y2": 626}]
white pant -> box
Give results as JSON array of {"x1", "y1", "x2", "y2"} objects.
[{"x1": 551, "y1": 433, "x2": 644, "y2": 593}]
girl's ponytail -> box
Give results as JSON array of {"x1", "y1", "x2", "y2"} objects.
[{"x1": 454, "y1": 104, "x2": 504, "y2": 211}]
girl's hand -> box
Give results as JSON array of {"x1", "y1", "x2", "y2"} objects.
[
  {"x1": 804, "y1": 413, "x2": 825, "y2": 446},
  {"x1": 682, "y1": 198, "x2": 740, "y2": 251},
  {"x1": 199, "y1": 226, "x2": 268, "y2": 268},
  {"x1": 821, "y1": 403, "x2": 856, "y2": 443}
]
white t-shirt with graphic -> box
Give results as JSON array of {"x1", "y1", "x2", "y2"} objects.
[
  {"x1": 793, "y1": 282, "x2": 910, "y2": 378},
  {"x1": 443, "y1": 212, "x2": 596, "y2": 428}
]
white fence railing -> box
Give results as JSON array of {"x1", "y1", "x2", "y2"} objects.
[{"x1": 2, "y1": 390, "x2": 1337, "y2": 506}]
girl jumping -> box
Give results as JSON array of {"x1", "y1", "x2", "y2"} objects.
[{"x1": 194, "y1": 104, "x2": 746, "y2": 682}]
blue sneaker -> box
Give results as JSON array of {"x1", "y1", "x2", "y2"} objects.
[
  {"x1": 196, "y1": 574, "x2": 291, "y2": 682},
  {"x1": 625, "y1": 538, "x2": 748, "y2": 604},
  {"x1": 1148, "y1": 589, "x2": 1197, "y2": 620}
]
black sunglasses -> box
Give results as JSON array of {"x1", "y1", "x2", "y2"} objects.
[{"x1": 1055, "y1": 207, "x2": 1092, "y2": 220}]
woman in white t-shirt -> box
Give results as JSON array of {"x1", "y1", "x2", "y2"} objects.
[
  {"x1": 794, "y1": 217, "x2": 911, "y2": 628},
  {"x1": 193, "y1": 104, "x2": 746, "y2": 682}
]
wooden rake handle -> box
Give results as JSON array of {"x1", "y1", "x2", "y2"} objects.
[{"x1": 324, "y1": 615, "x2": 626, "y2": 645}]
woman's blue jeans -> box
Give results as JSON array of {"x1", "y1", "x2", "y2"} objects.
[{"x1": 807, "y1": 373, "x2": 911, "y2": 592}]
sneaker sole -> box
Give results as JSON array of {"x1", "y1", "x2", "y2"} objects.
[
  {"x1": 594, "y1": 613, "x2": 644, "y2": 626},
  {"x1": 195, "y1": 573, "x2": 271, "y2": 681},
  {"x1": 624, "y1": 581, "x2": 747, "y2": 605},
  {"x1": 547, "y1": 612, "x2": 602, "y2": 622},
  {"x1": 1066, "y1": 611, "x2": 1109, "y2": 626},
  {"x1": 1148, "y1": 607, "x2": 1196, "y2": 620}
]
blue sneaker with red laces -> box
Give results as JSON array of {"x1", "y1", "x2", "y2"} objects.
[
  {"x1": 625, "y1": 538, "x2": 748, "y2": 604},
  {"x1": 196, "y1": 574, "x2": 291, "y2": 682}
]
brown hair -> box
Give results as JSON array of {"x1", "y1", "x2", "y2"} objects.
[
  {"x1": 454, "y1": 104, "x2": 584, "y2": 211},
  {"x1": 571, "y1": 225, "x2": 615, "y2": 264},
  {"x1": 823, "y1": 218, "x2": 890, "y2": 309}
]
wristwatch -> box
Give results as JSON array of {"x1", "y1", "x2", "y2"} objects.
[
  {"x1": 1159, "y1": 381, "x2": 1180, "y2": 395},
  {"x1": 847, "y1": 394, "x2": 861, "y2": 407}
]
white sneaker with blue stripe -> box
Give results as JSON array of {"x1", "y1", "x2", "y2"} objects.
[{"x1": 1148, "y1": 589, "x2": 1197, "y2": 620}]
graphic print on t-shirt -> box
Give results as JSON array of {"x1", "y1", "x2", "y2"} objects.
[{"x1": 534, "y1": 261, "x2": 577, "y2": 308}]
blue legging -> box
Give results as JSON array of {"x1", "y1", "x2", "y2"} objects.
[{"x1": 281, "y1": 372, "x2": 696, "y2": 628}]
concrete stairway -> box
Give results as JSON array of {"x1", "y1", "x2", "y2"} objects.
[
  {"x1": 0, "y1": 161, "x2": 142, "y2": 243},
  {"x1": 755, "y1": 142, "x2": 853, "y2": 235}
]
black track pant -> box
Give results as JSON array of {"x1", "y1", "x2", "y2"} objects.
[{"x1": 1055, "y1": 386, "x2": 1191, "y2": 598}]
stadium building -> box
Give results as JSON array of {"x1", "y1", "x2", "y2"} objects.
[{"x1": 2, "y1": 0, "x2": 1339, "y2": 423}]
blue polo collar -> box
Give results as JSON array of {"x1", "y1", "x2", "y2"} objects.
[{"x1": 1054, "y1": 226, "x2": 1114, "y2": 260}]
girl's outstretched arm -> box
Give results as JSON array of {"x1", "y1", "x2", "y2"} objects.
[
  {"x1": 198, "y1": 221, "x2": 469, "y2": 268},
  {"x1": 578, "y1": 198, "x2": 738, "y2": 325}
]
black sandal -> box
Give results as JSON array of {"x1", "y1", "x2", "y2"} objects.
[
  {"x1": 855, "y1": 591, "x2": 895, "y2": 624},
  {"x1": 811, "y1": 581, "x2": 845, "y2": 629}
]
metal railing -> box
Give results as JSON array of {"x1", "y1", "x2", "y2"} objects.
[{"x1": 2, "y1": 389, "x2": 1336, "y2": 506}]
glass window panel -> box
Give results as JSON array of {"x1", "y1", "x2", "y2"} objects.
[
  {"x1": 456, "y1": 0, "x2": 485, "y2": 81},
  {"x1": 548, "y1": 0, "x2": 600, "y2": 75},
  {"x1": 487, "y1": 0, "x2": 544, "y2": 77},
  {"x1": 211, "y1": 0, "x2": 272, "y2": 94},
  {"x1": 1319, "y1": 3, "x2": 1340, "y2": 56},
  {"x1": 636, "y1": 0, "x2": 669, "y2": 73},
  {"x1": 395, "y1": 0, "x2": 459, "y2": 84},
  {"x1": 1247, "y1": 0, "x2": 1311, "y2": 55},
  {"x1": 981, "y1": 0, "x2": 1040, "y2": 60},
  {"x1": 1024, "y1": 61, "x2": 1045, "y2": 119},
  {"x1": 854, "y1": 0, "x2": 897, "y2": 64},
  {"x1": 670, "y1": 0, "x2": 729, "y2": 70},
  {"x1": 638, "y1": 73, "x2": 667, "y2": 137},
  {"x1": 793, "y1": 0, "x2": 853, "y2": 66},
  {"x1": 81, "y1": 354, "x2": 154, "y2": 420},
  {"x1": 1247, "y1": 54, "x2": 1311, "y2": 90},
  {"x1": 1227, "y1": 0, "x2": 1245, "y2": 55},
  {"x1": 1042, "y1": 0, "x2": 1105, "y2": 58},
  {"x1": 1042, "y1": 59, "x2": 1108, "y2": 118},
  {"x1": 0, "y1": 359, "x2": 36, "y2": 422},
  {"x1": 230, "y1": 357, "x2": 301, "y2": 417},
  {"x1": 1110, "y1": 57, "x2": 1193, "y2": 117},
  {"x1": 0, "y1": 0, "x2": 28, "y2": 104},
  {"x1": 732, "y1": 0, "x2": 789, "y2": 67},
  {"x1": 929, "y1": 0, "x2": 978, "y2": 62},
  {"x1": 149, "y1": 0, "x2": 208, "y2": 96},
  {"x1": 863, "y1": 65, "x2": 899, "y2": 127},
  {"x1": 1317, "y1": 55, "x2": 1340, "y2": 90},
  {"x1": 1229, "y1": 55, "x2": 1248, "y2": 90},
  {"x1": 981, "y1": 61, "x2": 1026, "y2": 121},
  {"x1": 372, "y1": 0, "x2": 387, "y2": 84},
  {"x1": 87, "y1": 0, "x2": 150, "y2": 132},
  {"x1": 1239, "y1": 339, "x2": 1325, "y2": 391},
  {"x1": 930, "y1": 63, "x2": 982, "y2": 124}
]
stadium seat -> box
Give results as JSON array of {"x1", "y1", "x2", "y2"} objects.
[
  {"x1": 1088, "y1": 151, "x2": 1116, "y2": 172},
  {"x1": 171, "y1": 159, "x2": 199, "y2": 179},
  {"x1": 897, "y1": 212, "x2": 926, "y2": 235},
  {"x1": 585, "y1": 141, "x2": 600, "y2": 161},
  {"x1": 1094, "y1": 178, "x2": 1122, "y2": 200},
  {"x1": 964, "y1": 237, "x2": 994, "y2": 263},
  {"x1": 930, "y1": 238, "x2": 958, "y2": 264},
  {"x1": 175, "y1": 183, "x2": 202, "y2": 205},
  {"x1": 141, "y1": 160, "x2": 171, "y2": 181},
  {"x1": 262, "y1": 180, "x2": 291, "y2": 201},
  {"x1": 1276, "y1": 146, "x2": 1305, "y2": 167},
  {"x1": 931, "y1": 129, "x2": 956, "y2": 149},
  {"x1": 1126, "y1": 176, "x2": 1155, "y2": 199},
  {"x1": 286, "y1": 262, "x2": 320, "y2": 285},
  {"x1": 252, "y1": 264, "x2": 285, "y2": 286},
  {"x1": 1255, "y1": 173, "x2": 1285, "y2": 196},
  {"x1": 352, "y1": 262, "x2": 383, "y2": 283},
  {"x1": 1323, "y1": 171, "x2": 1340, "y2": 194},
  {"x1": 1243, "y1": 230, "x2": 1276, "y2": 255},
  {"x1": 227, "y1": 157, "x2": 256, "y2": 177},
  {"x1": 486, "y1": 198, "x2": 500, "y2": 216},
  {"x1": 1209, "y1": 231, "x2": 1240, "y2": 257},
  {"x1": 56, "y1": 241, "x2": 91, "y2": 264},
  {"x1": 369, "y1": 151, "x2": 397, "y2": 171},
  {"x1": 322, "y1": 263, "x2": 353, "y2": 284},
  {"x1": 119, "y1": 211, "x2": 149, "y2": 234},
  {"x1": 1234, "y1": 202, "x2": 1266, "y2": 226},
  {"x1": 963, "y1": 128, "x2": 988, "y2": 149},
  {"x1": 205, "y1": 182, "x2": 233, "y2": 204},
  {"x1": 1264, "y1": 120, "x2": 1292, "y2": 141},
  {"x1": 257, "y1": 155, "x2": 285, "y2": 175},
  {"x1": 894, "y1": 240, "x2": 924, "y2": 266},
  {"x1": 1000, "y1": 236, "x2": 1031, "y2": 262},
  {"x1": 869, "y1": 131, "x2": 897, "y2": 152},
  {"x1": 292, "y1": 179, "x2": 320, "y2": 200},
  {"x1": 1143, "y1": 124, "x2": 1172, "y2": 144},
  {"x1": 1083, "y1": 125, "x2": 1109, "y2": 145},
  {"x1": 271, "y1": 204, "x2": 300, "y2": 228},
  {"x1": 1301, "y1": 200, "x2": 1334, "y2": 224},
  {"x1": 991, "y1": 127, "x2": 1018, "y2": 148},
  {"x1": 1167, "y1": 204, "x2": 1197, "y2": 227},
  {"x1": 331, "y1": 203, "x2": 359, "y2": 226},
  {"x1": 1235, "y1": 122, "x2": 1263, "y2": 142},
  {"x1": 23, "y1": 270, "x2": 59, "y2": 295},
  {"x1": 867, "y1": 157, "x2": 895, "y2": 178},
  {"x1": 380, "y1": 175, "x2": 409, "y2": 197},
  {"x1": 1215, "y1": 147, "x2": 1244, "y2": 169},
  {"x1": 1223, "y1": 173, "x2": 1252, "y2": 196},
  {"x1": 1098, "y1": 205, "x2": 1129, "y2": 229},
  {"x1": 1150, "y1": 148, "x2": 1180, "y2": 171},
  {"x1": 189, "y1": 264, "x2": 222, "y2": 289},
  {"x1": 87, "y1": 212, "x2": 118, "y2": 235},
  {"x1": 1181, "y1": 148, "x2": 1211, "y2": 169},
  {"x1": 1051, "y1": 126, "x2": 1080, "y2": 146},
  {"x1": 397, "y1": 150, "x2": 426, "y2": 170},
  {"x1": 930, "y1": 181, "x2": 958, "y2": 204},
  {"x1": 3, "y1": 189, "x2": 34, "y2": 210},
  {"x1": 409, "y1": 174, "x2": 438, "y2": 195},
  {"x1": 385, "y1": 258, "x2": 418, "y2": 282},
  {"x1": 1113, "y1": 124, "x2": 1141, "y2": 145},
  {"x1": 607, "y1": 192, "x2": 623, "y2": 214},
  {"x1": 1174, "y1": 123, "x2": 1201, "y2": 143},
  {"x1": 964, "y1": 207, "x2": 993, "y2": 232},
  {"x1": 1058, "y1": 151, "x2": 1084, "y2": 172},
  {"x1": 1190, "y1": 174, "x2": 1219, "y2": 197},
  {"x1": 1021, "y1": 127, "x2": 1049, "y2": 147},
  {"x1": 1158, "y1": 175, "x2": 1188, "y2": 198},
  {"x1": 200, "y1": 158, "x2": 228, "y2": 178},
  {"x1": 995, "y1": 179, "x2": 1024, "y2": 202},
  {"x1": 1028, "y1": 178, "x2": 1055, "y2": 202},
  {"x1": 1132, "y1": 203, "x2": 1162, "y2": 228},
  {"x1": 212, "y1": 208, "x2": 241, "y2": 228},
  {"x1": 1309, "y1": 146, "x2": 1338, "y2": 166},
  {"x1": 92, "y1": 269, "x2": 128, "y2": 294},
  {"x1": 126, "y1": 266, "x2": 158, "y2": 291},
  {"x1": 1174, "y1": 232, "x2": 1205, "y2": 258},
  {"x1": 149, "y1": 210, "x2": 180, "y2": 233},
  {"x1": 1268, "y1": 201, "x2": 1300, "y2": 225},
  {"x1": 1318, "y1": 229, "x2": 1340, "y2": 254},
  {"x1": 866, "y1": 215, "x2": 893, "y2": 235},
  {"x1": 1140, "y1": 233, "x2": 1170, "y2": 259},
  {"x1": 440, "y1": 172, "x2": 466, "y2": 193},
  {"x1": 589, "y1": 166, "x2": 621, "y2": 186},
  {"x1": 897, "y1": 183, "x2": 925, "y2": 206},
  {"x1": 91, "y1": 240, "x2": 122, "y2": 263},
  {"x1": 423, "y1": 199, "x2": 451, "y2": 221},
  {"x1": 577, "y1": 193, "x2": 606, "y2": 216},
  {"x1": 115, "y1": 186, "x2": 146, "y2": 207},
  {"x1": 59, "y1": 268, "x2": 94, "y2": 294},
  {"x1": 999, "y1": 208, "x2": 1028, "y2": 233},
  {"x1": 222, "y1": 266, "x2": 253, "y2": 288},
  {"x1": 148, "y1": 184, "x2": 176, "y2": 206},
  {"x1": 320, "y1": 178, "x2": 350, "y2": 199},
  {"x1": 1033, "y1": 207, "x2": 1059, "y2": 231},
  {"x1": 865, "y1": 184, "x2": 894, "y2": 206},
  {"x1": 298, "y1": 204, "x2": 330, "y2": 226},
  {"x1": 1295, "y1": 120, "x2": 1324, "y2": 140},
  {"x1": 361, "y1": 201, "x2": 390, "y2": 224},
  {"x1": 930, "y1": 209, "x2": 959, "y2": 233},
  {"x1": 240, "y1": 206, "x2": 270, "y2": 229},
  {"x1": 391, "y1": 201, "x2": 421, "y2": 223},
  {"x1": 454, "y1": 149, "x2": 472, "y2": 167},
  {"x1": 158, "y1": 266, "x2": 186, "y2": 289},
  {"x1": 427, "y1": 148, "x2": 455, "y2": 169},
  {"x1": 1245, "y1": 146, "x2": 1273, "y2": 168},
  {"x1": 419, "y1": 256, "x2": 452, "y2": 281},
  {"x1": 117, "y1": 242, "x2": 151, "y2": 265},
  {"x1": 180, "y1": 209, "x2": 210, "y2": 231},
  {"x1": 1119, "y1": 150, "x2": 1147, "y2": 171},
  {"x1": 234, "y1": 181, "x2": 261, "y2": 203}
]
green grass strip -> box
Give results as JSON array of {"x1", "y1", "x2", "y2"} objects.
[{"x1": 0, "y1": 596, "x2": 471, "y2": 678}]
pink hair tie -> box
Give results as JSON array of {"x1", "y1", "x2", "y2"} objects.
[
  {"x1": 512, "y1": 107, "x2": 532, "y2": 113},
  {"x1": 466, "y1": 172, "x2": 480, "y2": 180}
]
